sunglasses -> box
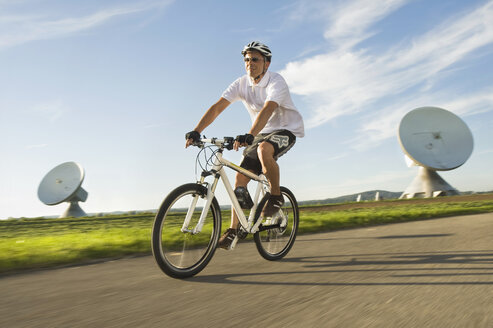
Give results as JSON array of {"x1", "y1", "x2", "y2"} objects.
[{"x1": 243, "y1": 57, "x2": 263, "y2": 63}]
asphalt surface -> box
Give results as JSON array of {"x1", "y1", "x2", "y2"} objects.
[{"x1": 1, "y1": 213, "x2": 493, "y2": 328}]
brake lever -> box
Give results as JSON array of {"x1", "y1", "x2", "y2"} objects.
[{"x1": 223, "y1": 136, "x2": 234, "y2": 150}]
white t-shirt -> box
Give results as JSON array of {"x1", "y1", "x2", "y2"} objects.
[{"x1": 221, "y1": 71, "x2": 305, "y2": 138}]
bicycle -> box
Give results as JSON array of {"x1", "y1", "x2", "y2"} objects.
[{"x1": 151, "y1": 136, "x2": 299, "y2": 279}]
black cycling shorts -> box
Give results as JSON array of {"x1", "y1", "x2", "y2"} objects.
[{"x1": 240, "y1": 129, "x2": 296, "y2": 175}]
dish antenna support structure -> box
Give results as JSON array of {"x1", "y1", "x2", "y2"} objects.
[
  {"x1": 398, "y1": 107, "x2": 473, "y2": 199},
  {"x1": 38, "y1": 161, "x2": 88, "y2": 218}
]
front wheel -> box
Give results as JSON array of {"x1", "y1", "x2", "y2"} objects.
[
  {"x1": 151, "y1": 183, "x2": 221, "y2": 278},
  {"x1": 254, "y1": 186, "x2": 299, "y2": 261}
]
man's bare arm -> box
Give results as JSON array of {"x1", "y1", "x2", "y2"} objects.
[{"x1": 186, "y1": 97, "x2": 231, "y2": 147}]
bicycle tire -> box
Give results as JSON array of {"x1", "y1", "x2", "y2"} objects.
[
  {"x1": 151, "y1": 183, "x2": 221, "y2": 278},
  {"x1": 254, "y1": 186, "x2": 299, "y2": 261}
]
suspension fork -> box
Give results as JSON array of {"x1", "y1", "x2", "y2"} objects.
[{"x1": 181, "y1": 173, "x2": 220, "y2": 234}]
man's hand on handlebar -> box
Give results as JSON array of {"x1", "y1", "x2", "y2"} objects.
[
  {"x1": 233, "y1": 133, "x2": 254, "y2": 151},
  {"x1": 185, "y1": 130, "x2": 201, "y2": 148}
]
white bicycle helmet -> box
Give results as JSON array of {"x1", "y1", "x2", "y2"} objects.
[{"x1": 241, "y1": 41, "x2": 272, "y2": 61}]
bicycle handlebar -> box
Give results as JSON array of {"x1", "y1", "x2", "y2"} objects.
[{"x1": 194, "y1": 137, "x2": 235, "y2": 150}]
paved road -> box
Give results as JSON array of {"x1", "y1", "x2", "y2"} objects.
[{"x1": 1, "y1": 213, "x2": 493, "y2": 328}]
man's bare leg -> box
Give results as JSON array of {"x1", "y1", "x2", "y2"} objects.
[{"x1": 257, "y1": 142, "x2": 280, "y2": 195}]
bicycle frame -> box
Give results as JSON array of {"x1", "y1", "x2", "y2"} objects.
[{"x1": 181, "y1": 138, "x2": 270, "y2": 235}]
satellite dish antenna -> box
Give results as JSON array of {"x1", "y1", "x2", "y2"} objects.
[
  {"x1": 38, "y1": 161, "x2": 88, "y2": 218},
  {"x1": 398, "y1": 106, "x2": 473, "y2": 198}
]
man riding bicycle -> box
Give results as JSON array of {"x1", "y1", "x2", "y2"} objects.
[{"x1": 185, "y1": 41, "x2": 304, "y2": 249}]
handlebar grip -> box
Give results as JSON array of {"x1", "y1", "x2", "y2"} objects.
[{"x1": 235, "y1": 133, "x2": 254, "y2": 145}]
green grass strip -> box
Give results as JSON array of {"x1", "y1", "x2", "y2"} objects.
[
  {"x1": 1, "y1": 200, "x2": 493, "y2": 273},
  {"x1": 299, "y1": 201, "x2": 493, "y2": 233}
]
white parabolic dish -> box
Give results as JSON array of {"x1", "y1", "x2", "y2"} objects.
[
  {"x1": 38, "y1": 161, "x2": 86, "y2": 205},
  {"x1": 398, "y1": 106, "x2": 473, "y2": 171}
]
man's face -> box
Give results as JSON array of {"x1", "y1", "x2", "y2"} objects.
[{"x1": 244, "y1": 50, "x2": 269, "y2": 78}]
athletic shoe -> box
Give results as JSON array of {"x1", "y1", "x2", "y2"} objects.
[
  {"x1": 262, "y1": 195, "x2": 284, "y2": 217},
  {"x1": 218, "y1": 228, "x2": 237, "y2": 249}
]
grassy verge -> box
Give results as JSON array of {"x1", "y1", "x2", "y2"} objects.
[
  {"x1": 1, "y1": 199, "x2": 493, "y2": 273},
  {"x1": 299, "y1": 201, "x2": 493, "y2": 233},
  {"x1": 0, "y1": 214, "x2": 154, "y2": 273}
]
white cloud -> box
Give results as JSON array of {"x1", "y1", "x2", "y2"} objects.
[
  {"x1": 349, "y1": 87, "x2": 493, "y2": 151},
  {"x1": 0, "y1": 0, "x2": 174, "y2": 49},
  {"x1": 281, "y1": 0, "x2": 493, "y2": 145},
  {"x1": 323, "y1": 0, "x2": 409, "y2": 49},
  {"x1": 441, "y1": 88, "x2": 493, "y2": 117}
]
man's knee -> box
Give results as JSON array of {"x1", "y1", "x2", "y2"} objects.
[
  {"x1": 235, "y1": 171, "x2": 251, "y2": 187},
  {"x1": 257, "y1": 142, "x2": 275, "y2": 160}
]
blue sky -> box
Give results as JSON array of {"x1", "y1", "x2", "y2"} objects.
[{"x1": 1, "y1": 0, "x2": 493, "y2": 219}]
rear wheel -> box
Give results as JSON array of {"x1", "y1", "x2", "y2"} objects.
[
  {"x1": 254, "y1": 187, "x2": 299, "y2": 261},
  {"x1": 151, "y1": 183, "x2": 221, "y2": 278}
]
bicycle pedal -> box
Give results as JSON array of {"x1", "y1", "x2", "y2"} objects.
[
  {"x1": 234, "y1": 187, "x2": 253, "y2": 209},
  {"x1": 237, "y1": 229, "x2": 248, "y2": 240}
]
